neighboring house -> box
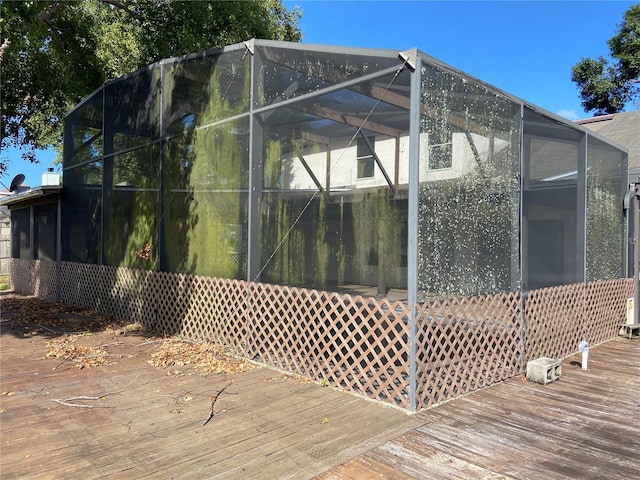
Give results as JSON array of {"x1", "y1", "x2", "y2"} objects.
[
  {"x1": 576, "y1": 110, "x2": 640, "y2": 184},
  {"x1": 0, "y1": 181, "x2": 61, "y2": 271},
  {"x1": 1, "y1": 185, "x2": 32, "y2": 275}
]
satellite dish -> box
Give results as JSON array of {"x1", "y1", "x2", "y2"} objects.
[{"x1": 9, "y1": 174, "x2": 25, "y2": 192}]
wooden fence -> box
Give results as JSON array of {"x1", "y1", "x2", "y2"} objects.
[
  {"x1": 9, "y1": 259, "x2": 634, "y2": 411},
  {"x1": 0, "y1": 212, "x2": 10, "y2": 276}
]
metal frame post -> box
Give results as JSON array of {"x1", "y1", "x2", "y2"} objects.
[
  {"x1": 56, "y1": 195, "x2": 62, "y2": 301},
  {"x1": 158, "y1": 62, "x2": 166, "y2": 272},
  {"x1": 246, "y1": 42, "x2": 262, "y2": 282},
  {"x1": 634, "y1": 180, "x2": 640, "y2": 325},
  {"x1": 406, "y1": 50, "x2": 421, "y2": 411}
]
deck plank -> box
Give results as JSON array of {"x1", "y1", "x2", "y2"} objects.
[
  {"x1": 314, "y1": 455, "x2": 419, "y2": 480},
  {"x1": 0, "y1": 297, "x2": 420, "y2": 479},
  {"x1": 3, "y1": 295, "x2": 640, "y2": 479},
  {"x1": 316, "y1": 337, "x2": 640, "y2": 480}
]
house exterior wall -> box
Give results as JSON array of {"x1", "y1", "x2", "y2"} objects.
[{"x1": 7, "y1": 203, "x2": 59, "y2": 263}]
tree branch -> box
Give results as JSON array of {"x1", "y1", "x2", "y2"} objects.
[
  {"x1": 52, "y1": 398, "x2": 110, "y2": 408},
  {"x1": 0, "y1": 39, "x2": 10, "y2": 64},
  {"x1": 36, "y1": 1, "x2": 66, "y2": 20},
  {"x1": 202, "y1": 383, "x2": 231, "y2": 426},
  {"x1": 98, "y1": 0, "x2": 163, "y2": 24},
  {"x1": 51, "y1": 375, "x2": 138, "y2": 408},
  {"x1": 36, "y1": 2, "x2": 68, "y2": 53}
]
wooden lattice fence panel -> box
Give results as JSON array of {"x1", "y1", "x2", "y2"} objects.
[
  {"x1": 10, "y1": 259, "x2": 33, "y2": 294},
  {"x1": 153, "y1": 273, "x2": 249, "y2": 350},
  {"x1": 60, "y1": 262, "x2": 149, "y2": 322},
  {"x1": 414, "y1": 292, "x2": 523, "y2": 410},
  {"x1": 60, "y1": 262, "x2": 113, "y2": 314},
  {"x1": 25, "y1": 262, "x2": 412, "y2": 408},
  {"x1": 150, "y1": 272, "x2": 195, "y2": 335},
  {"x1": 583, "y1": 279, "x2": 633, "y2": 346},
  {"x1": 105, "y1": 267, "x2": 158, "y2": 327},
  {"x1": 524, "y1": 283, "x2": 585, "y2": 361},
  {"x1": 31, "y1": 260, "x2": 57, "y2": 301},
  {"x1": 34, "y1": 262, "x2": 637, "y2": 412},
  {"x1": 524, "y1": 279, "x2": 633, "y2": 362},
  {"x1": 9, "y1": 259, "x2": 57, "y2": 300},
  {"x1": 244, "y1": 283, "x2": 412, "y2": 408}
]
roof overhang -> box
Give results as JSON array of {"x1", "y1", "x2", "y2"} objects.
[{"x1": 0, "y1": 186, "x2": 63, "y2": 209}]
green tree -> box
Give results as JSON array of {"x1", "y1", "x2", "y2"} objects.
[
  {"x1": 0, "y1": 0, "x2": 301, "y2": 175},
  {"x1": 571, "y1": 4, "x2": 640, "y2": 115}
]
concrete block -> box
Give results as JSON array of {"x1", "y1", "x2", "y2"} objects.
[
  {"x1": 619, "y1": 323, "x2": 640, "y2": 339},
  {"x1": 526, "y1": 357, "x2": 561, "y2": 385}
]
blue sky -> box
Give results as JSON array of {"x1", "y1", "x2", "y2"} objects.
[
  {"x1": 2, "y1": 0, "x2": 637, "y2": 189},
  {"x1": 287, "y1": 0, "x2": 637, "y2": 117}
]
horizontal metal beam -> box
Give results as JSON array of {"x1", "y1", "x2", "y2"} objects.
[
  {"x1": 252, "y1": 64, "x2": 405, "y2": 117},
  {"x1": 306, "y1": 104, "x2": 403, "y2": 138}
]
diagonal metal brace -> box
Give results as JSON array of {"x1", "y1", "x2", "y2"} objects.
[
  {"x1": 298, "y1": 154, "x2": 331, "y2": 202},
  {"x1": 358, "y1": 131, "x2": 397, "y2": 196}
]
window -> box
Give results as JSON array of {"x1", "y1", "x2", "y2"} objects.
[{"x1": 357, "y1": 136, "x2": 375, "y2": 179}]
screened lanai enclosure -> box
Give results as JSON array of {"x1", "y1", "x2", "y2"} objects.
[
  {"x1": 29, "y1": 39, "x2": 631, "y2": 410},
  {"x1": 62, "y1": 40, "x2": 628, "y2": 298}
]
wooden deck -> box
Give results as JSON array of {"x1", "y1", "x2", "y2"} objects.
[
  {"x1": 0, "y1": 295, "x2": 421, "y2": 479},
  {"x1": 2, "y1": 294, "x2": 640, "y2": 479},
  {"x1": 316, "y1": 336, "x2": 640, "y2": 479}
]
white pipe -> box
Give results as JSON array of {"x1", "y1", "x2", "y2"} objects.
[{"x1": 579, "y1": 340, "x2": 589, "y2": 371}]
